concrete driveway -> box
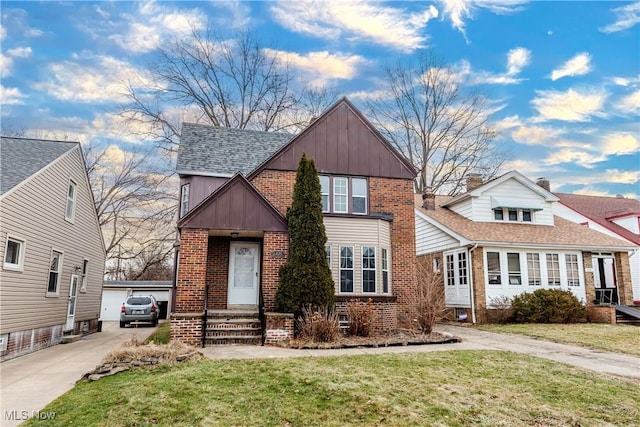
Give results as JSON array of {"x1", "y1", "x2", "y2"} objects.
[{"x1": 0, "y1": 321, "x2": 158, "y2": 427}]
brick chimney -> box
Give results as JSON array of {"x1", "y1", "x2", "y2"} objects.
[
  {"x1": 466, "y1": 173, "x2": 483, "y2": 192},
  {"x1": 536, "y1": 177, "x2": 550, "y2": 192},
  {"x1": 422, "y1": 187, "x2": 435, "y2": 210}
]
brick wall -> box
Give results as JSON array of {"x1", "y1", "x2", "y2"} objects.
[
  {"x1": 615, "y1": 251, "x2": 633, "y2": 305},
  {"x1": 251, "y1": 170, "x2": 297, "y2": 216},
  {"x1": 170, "y1": 314, "x2": 202, "y2": 347},
  {"x1": 206, "y1": 237, "x2": 229, "y2": 309},
  {"x1": 582, "y1": 252, "x2": 596, "y2": 305},
  {"x1": 264, "y1": 312, "x2": 294, "y2": 344},
  {"x1": 470, "y1": 248, "x2": 488, "y2": 323},
  {"x1": 176, "y1": 229, "x2": 208, "y2": 313},
  {"x1": 369, "y1": 177, "x2": 417, "y2": 327},
  {"x1": 335, "y1": 297, "x2": 398, "y2": 332},
  {"x1": 586, "y1": 305, "x2": 616, "y2": 324},
  {"x1": 262, "y1": 231, "x2": 289, "y2": 311}
]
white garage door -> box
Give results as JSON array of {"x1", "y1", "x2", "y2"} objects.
[
  {"x1": 132, "y1": 290, "x2": 170, "y2": 302},
  {"x1": 100, "y1": 289, "x2": 128, "y2": 321}
]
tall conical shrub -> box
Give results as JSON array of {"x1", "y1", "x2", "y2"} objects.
[{"x1": 276, "y1": 153, "x2": 335, "y2": 314}]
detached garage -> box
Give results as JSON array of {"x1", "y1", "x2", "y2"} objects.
[{"x1": 100, "y1": 281, "x2": 173, "y2": 321}]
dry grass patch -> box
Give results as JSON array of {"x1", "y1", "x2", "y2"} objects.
[
  {"x1": 103, "y1": 338, "x2": 204, "y2": 365},
  {"x1": 477, "y1": 323, "x2": 640, "y2": 357}
]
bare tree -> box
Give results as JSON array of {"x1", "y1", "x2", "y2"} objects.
[
  {"x1": 84, "y1": 142, "x2": 177, "y2": 279},
  {"x1": 119, "y1": 27, "x2": 334, "y2": 151},
  {"x1": 366, "y1": 52, "x2": 507, "y2": 195}
]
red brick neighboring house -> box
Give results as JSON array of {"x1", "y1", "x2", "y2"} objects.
[
  {"x1": 415, "y1": 171, "x2": 635, "y2": 324},
  {"x1": 172, "y1": 98, "x2": 418, "y2": 346},
  {"x1": 553, "y1": 193, "x2": 640, "y2": 304}
]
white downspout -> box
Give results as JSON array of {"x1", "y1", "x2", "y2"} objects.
[{"x1": 468, "y1": 244, "x2": 479, "y2": 324}]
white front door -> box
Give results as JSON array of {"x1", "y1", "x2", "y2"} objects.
[
  {"x1": 228, "y1": 242, "x2": 260, "y2": 307},
  {"x1": 66, "y1": 274, "x2": 79, "y2": 331}
]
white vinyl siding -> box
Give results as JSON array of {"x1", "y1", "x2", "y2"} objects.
[
  {"x1": 0, "y1": 147, "x2": 105, "y2": 334},
  {"x1": 415, "y1": 212, "x2": 459, "y2": 255}
]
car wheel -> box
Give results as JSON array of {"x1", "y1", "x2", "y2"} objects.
[{"x1": 119, "y1": 321, "x2": 126, "y2": 328}]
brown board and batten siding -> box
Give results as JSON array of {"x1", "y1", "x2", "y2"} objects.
[
  {"x1": 180, "y1": 175, "x2": 229, "y2": 213},
  {"x1": 249, "y1": 98, "x2": 417, "y2": 181},
  {"x1": 0, "y1": 147, "x2": 105, "y2": 334}
]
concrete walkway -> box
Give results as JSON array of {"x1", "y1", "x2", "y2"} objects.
[
  {"x1": 0, "y1": 322, "x2": 157, "y2": 427},
  {"x1": 201, "y1": 324, "x2": 640, "y2": 383},
  {"x1": 1, "y1": 323, "x2": 638, "y2": 426}
]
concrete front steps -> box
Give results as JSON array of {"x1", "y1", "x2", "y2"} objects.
[{"x1": 206, "y1": 310, "x2": 262, "y2": 345}]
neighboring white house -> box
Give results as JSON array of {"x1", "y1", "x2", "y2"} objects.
[
  {"x1": 0, "y1": 137, "x2": 106, "y2": 361},
  {"x1": 553, "y1": 192, "x2": 640, "y2": 304},
  {"x1": 415, "y1": 171, "x2": 635, "y2": 324}
]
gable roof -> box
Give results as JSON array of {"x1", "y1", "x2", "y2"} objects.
[
  {"x1": 442, "y1": 170, "x2": 559, "y2": 208},
  {"x1": 556, "y1": 193, "x2": 640, "y2": 245},
  {"x1": 178, "y1": 173, "x2": 287, "y2": 231},
  {"x1": 176, "y1": 123, "x2": 292, "y2": 177},
  {"x1": 248, "y1": 97, "x2": 417, "y2": 180},
  {"x1": 1, "y1": 136, "x2": 77, "y2": 196},
  {"x1": 416, "y1": 194, "x2": 634, "y2": 251}
]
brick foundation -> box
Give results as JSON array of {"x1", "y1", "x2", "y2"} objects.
[
  {"x1": 335, "y1": 297, "x2": 398, "y2": 332},
  {"x1": 170, "y1": 314, "x2": 203, "y2": 347},
  {"x1": 587, "y1": 306, "x2": 616, "y2": 324},
  {"x1": 264, "y1": 312, "x2": 294, "y2": 344}
]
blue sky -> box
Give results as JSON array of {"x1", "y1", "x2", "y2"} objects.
[{"x1": 1, "y1": 1, "x2": 639, "y2": 198}]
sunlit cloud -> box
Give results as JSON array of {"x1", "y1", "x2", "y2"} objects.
[
  {"x1": 543, "y1": 148, "x2": 606, "y2": 168},
  {"x1": 617, "y1": 90, "x2": 640, "y2": 114},
  {"x1": 6, "y1": 46, "x2": 32, "y2": 58},
  {"x1": 511, "y1": 125, "x2": 563, "y2": 145},
  {"x1": 599, "y1": 1, "x2": 640, "y2": 33},
  {"x1": 550, "y1": 52, "x2": 592, "y2": 81},
  {"x1": 531, "y1": 88, "x2": 608, "y2": 122},
  {"x1": 440, "y1": 0, "x2": 527, "y2": 40},
  {"x1": 507, "y1": 47, "x2": 531, "y2": 76},
  {"x1": 0, "y1": 84, "x2": 26, "y2": 105},
  {"x1": 602, "y1": 132, "x2": 640, "y2": 156},
  {"x1": 270, "y1": 0, "x2": 438, "y2": 52},
  {"x1": 0, "y1": 53, "x2": 12, "y2": 77}
]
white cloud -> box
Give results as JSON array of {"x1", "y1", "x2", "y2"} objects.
[
  {"x1": 602, "y1": 132, "x2": 640, "y2": 156},
  {"x1": 511, "y1": 125, "x2": 563, "y2": 145},
  {"x1": 440, "y1": 0, "x2": 527, "y2": 39},
  {"x1": 543, "y1": 148, "x2": 606, "y2": 168},
  {"x1": 109, "y1": 2, "x2": 206, "y2": 53},
  {"x1": 550, "y1": 52, "x2": 592, "y2": 81},
  {"x1": 266, "y1": 49, "x2": 368, "y2": 87},
  {"x1": 492, "y1": 115, "x2": 522, "y2": 134},
  {"x1": 531, "y1": 88, "x2": 608, "y2": 122},
  {"x1": 617, "y1": 90, "x2": 640, "y2": 114},
  {"x1": 0, "y1": 25, "x2": 6, "y2": 41},
  {"x1": 32, "y1": 55, "x2": 151, "y2": 103},
  {"x1": 610, "y1": 75, "x2": 640, "y2": 87},
  {"x1": 0, "y1": 53, "x2": 13, "y2": 77},
  {"x1": 270, "y1": 1, "x2": 438, "y2": 52},
  {"x1": 211, "y1": 1, "x2": 252, "y2": 29},
  {"x1": 0, "y1": 84, "x2": 25, "y2": 105},
  {"x1": 507, "y1": 47, "x2": 531, "y2": 76},
  {"x1": 7, "y1": 46, "x2": 32, "y2": 58},
  {"x1": 599, "y1": 1, "x2": 640, "y2": 33}
]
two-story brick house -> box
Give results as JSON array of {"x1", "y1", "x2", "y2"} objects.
[{"x1": 172, "y1": 98, "x2": 418, "y2": 346}]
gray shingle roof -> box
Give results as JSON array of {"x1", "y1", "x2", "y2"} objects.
[
  {"x1": 176, "y1": 123, "x2": 293, "y2": 176},
  {"x1": 1, "y1": 136, "x2": 77, "y2": 195}
]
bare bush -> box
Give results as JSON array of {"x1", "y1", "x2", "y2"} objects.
[
  {"x1": 346, "y1": 299, "x2": 374, "y2": 337},
  {"x1": 295, "y1": 306, "x2": 340, "y2": 343},
  {"x1": 487, "y1": 295, "x2": 514, "y2": 324},
  {"x1": 415, "y1": 261, "x2": 447, "y2": 333}
]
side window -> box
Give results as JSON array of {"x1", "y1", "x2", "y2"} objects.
[
  {"x1": 362, "y1": 246, "x2": 376, "y2": 293},
  {"x1": 487, "y1": 252, "x2": 501, "y2": 284},
  {"x1": 81, "y1": 259, "x2": 89, "y2": 292},
  {"x1": 325, "y1": 245, "x2": 331, "y2": 268},
  {"x1": 320, "y1": 176, "x2": 330, "y2": 213},
  {"x1": 382, "y1": 248, "x2": 390, "y2": 294},
  {"x1": 65, "y1": 180, "x2": 77, "y2": 222},
  {"x1": 47, "y1": 250, "x2": 63, "y2": 295},
  {"x1": 3, "y1": 236, "x2": 25, "y2": 270},
  {"x1": 352, "y1": 178, "x2": 367, "y2": 214},
  {"x1": 180, "y1": 184, "x2": 190, "y2": 218},
  {"x1": 339, "y1": 246, "x2": 354, "y2": 292}
]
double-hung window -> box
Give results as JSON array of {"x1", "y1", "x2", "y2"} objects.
[
  {"x1": 320, "y1": 176, "x2": 330, "y2": 212},
  {"x1": 180, "y1": 184, "x2": 190, "y2": 218},
  {"x1": 566, "y1": 254, "x2": 580, "y2": 286},
  {"x1": 339, "y1": 246, "x2": 354, "y2": 292},
  {"x1": 362, "y1": 247, "x2": 376, "y2": 293},
  {"x1": 333, "y1": 178, "x2": 348, "y2": 213},
  {"x1": 527, "y1": 253, "x2": 541, "y2": 285},
  {"x1": 507, "y1": 253, "x2": 521, "y2": 285},
  {"x1": 382, "y1": 248, "x2": 390, "y2": 294},
  {"x1": 3, "y1": 236, "x2": 25, "y2": 270},
  {"x1": 48, "y1": 250, "x2": 63, "y2": 294},
  {"x1": 546, "y1": 254, "x2": 561, "y2": 286},
  {"x1": 321, "y1": 175, "x2": 368, "y2": 215},
  {"x1": 487, "y1": 252, "x2": 501, "y2": 284},
  {"x1": 325, "y1": 245, "x2": 331, "y2": 268},
  {"x1": 352, "y1": 178, "x2": 367, "y2": 214},
  {"x1": 65, "y1": 180, "x2": 77, "y2": 222}
]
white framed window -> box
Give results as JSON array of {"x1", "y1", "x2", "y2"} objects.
[
  {"x1": 333, "y1": 178, "x2": 348, "y2": 213},
  {"x1": 339, "y1": 246, "x2": 354, "y2": 293},
  {"x1": 325, "y1": 245, "x2": 331, "y2": 268},
  {"x1": 507, "y1": 253, "x2": 521, "y2": 285},
  {"x1": 566, "y1": 254, "x2": 580, "y2": 286},
  {"x1": 446, "y1": 253, "x2": 455, "y2": 286},
  {"x1": 546, "y1": 254, "x2": 561, "y2": 286},
  {"x1": 487, "y1": 252, "x2": 501, "y2": 284},
  {"x1": 47, "y1": 250, "x2": 63, "y2": 295},
  {"x1": 180, "y1": 184, "x2": 190, "y2": 218},
  {"x1": 382, "y1": 248, "x2": 390, "y2": 294},
  {"x1": 80, "y1": 259, "x2": 89, "y2": 292},
  {"x1": 352, "y1": 178, "x2": 367, "y2": 215},
  {"x1": 362, "y1": 246, "x2": 376, "y2": 293},
  {"x1": 65, "y1": 179, "x2": 77, "y2": 222},
  {"x1": 526, "y1": 253, "x2": 541, "y2": 286},
  {"x1": 458, "y1": 252, "x2": 468, "y2": 285},
  {"x1": 522, "y1": 210, "x2": 532, "y2": 222},
  {"x1": 493, "y1": 208, "x2": 535, "y2": 223},
  {"x1": 3, "y1": 236, "x2": 25, "y2": 271},
  {"x1": 320, "y1": 176, "x2": 330, "y2": 213}
]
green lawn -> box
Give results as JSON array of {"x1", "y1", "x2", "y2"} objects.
[
  {"x1": 27, "y1": 351, "x2": 640, "y2": 426},
  {"x1": 477, "y1": 323, "x2": 640, "y2": 357},
  {"x1": 144, "y1": 321, "x2": 171, "y2": 345}
]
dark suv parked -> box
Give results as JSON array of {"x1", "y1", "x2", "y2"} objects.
[{"x1": 120, "y1": 295, "x2": 159, "y2": 328}]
